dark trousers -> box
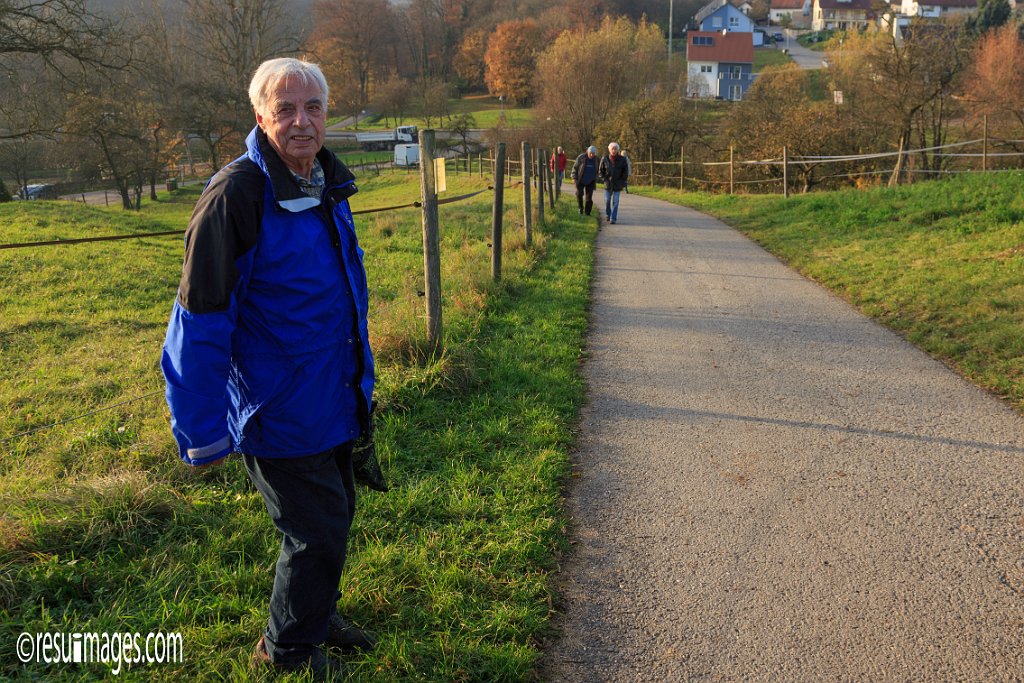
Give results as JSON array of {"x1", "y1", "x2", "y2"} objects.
[
  {"x1": 575, "y1": 181, "x2": 596, "y2": 215},
  {"x1": 243, "y1": 442, "x2": 356, "y2": 664}
]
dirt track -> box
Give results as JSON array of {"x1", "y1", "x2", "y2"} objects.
[{"x1": 540, "y1": 192, "x2": 1024, "y2": 682}]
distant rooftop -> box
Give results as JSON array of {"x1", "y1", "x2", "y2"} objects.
[{"x1": 686, "y1": 31, "x2": 755, "y2": 63}]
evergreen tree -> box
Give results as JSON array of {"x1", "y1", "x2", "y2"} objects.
[{"x1": 965, "y1": 0, "x2": 1011, "y2": 37}]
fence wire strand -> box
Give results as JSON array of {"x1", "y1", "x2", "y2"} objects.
[
  {"x1": 2, "y1": 390, "x2": 165, "y2": 445},
  {"x1": 1, "y1": 183, "x2": 499, "y2": 251}
]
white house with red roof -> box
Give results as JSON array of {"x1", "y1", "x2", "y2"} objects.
[{"x1": 686, "y1": 30, "x2": 756, "y2": 100}]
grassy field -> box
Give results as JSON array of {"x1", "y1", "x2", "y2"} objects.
[
  {"x1": 337, "y1": 94, "x2": 536, "y2": 132},
  {"x1": 0, "y1": 170, "x2": 596, "y2": 680},
  {"x1": 633, "y1": 172, "x2": 1024, "y2": 412},
  {"x1": 753, "y1": 47, "x2": 793, "y2": 70}
]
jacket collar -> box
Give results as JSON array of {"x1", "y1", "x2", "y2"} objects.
[{"x1": 245, "y1": 126, "x2": 358, "y2": 212}]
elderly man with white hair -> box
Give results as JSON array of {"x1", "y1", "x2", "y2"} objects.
[
  {"x1": 161, "y1": 57, "x2": 377, "y2": 678},
  {"x1": 599, "y1": 142, "x2": 630, "y2": 224}
]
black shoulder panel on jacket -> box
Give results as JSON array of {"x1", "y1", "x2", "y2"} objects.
[{"x1": 177, "y1": 159, "x2": 265, "y2": 314}]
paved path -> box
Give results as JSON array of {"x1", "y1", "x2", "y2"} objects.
[
  {"x1": 540, "y1": 192, "x2": 1024, "y2": 681},
  {"x1": 779, "y1": 31, "x2": 826, "y2": 70}
]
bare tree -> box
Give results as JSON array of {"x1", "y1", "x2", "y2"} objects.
[
  {"x1": 0, "y1": 0, "x2": 130, "y2": 75},
  {"x1": 64, "y1": 78, "x2": 160, "y2": 210},
  {"x1": 183, "y1": 0, "x2": 305, "y2": 147},
  {"x1": 309, "y1": 0, "x2": 395, "y2": 106},
  {"x1": 0, "y1": 0, "x2": 131, "y2": 140},
  {"x1": 375, "y1": 74, "x2": 413, "y2": 126},
  {"x1": 827, "y1": 23, "x2": 969, "y2": 185},
  {"x1": 449, "y1": 112, "x2": 477, "y2": 155},
  {"x1": 418, "y1": 77, "x2": 454, "y2": 128}
]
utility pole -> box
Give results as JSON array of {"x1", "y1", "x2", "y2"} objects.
[{"x1": 668, "y1": 0, "x2": 674, "y2": 61}]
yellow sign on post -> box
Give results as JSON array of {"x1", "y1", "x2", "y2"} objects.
[{"x1": 434, "y1": 157, "x2": 447, "y2": 194}]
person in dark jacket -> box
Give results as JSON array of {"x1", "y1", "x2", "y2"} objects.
[
  {"x1": 161, "y1": 57, "x2": 376, "y2": 679},
  {"x1": 570, "y1": 145, "x2": 599, "y2": 215},
  {"x1": 599, "y1": 141, "x2": 630, "y2": 224}
]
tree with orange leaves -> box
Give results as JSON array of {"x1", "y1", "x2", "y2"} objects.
[
  {"x1": 965, "y1": 24, "x2": 1024, "y2": 134},
  {"x1": 484, "y1": 19, "x2": 544, "y2": 105}
]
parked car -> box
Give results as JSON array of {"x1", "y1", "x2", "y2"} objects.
[
  {"x1": 772, "y1": 32, "x2": 785, "y2": 42},
  {"x1": 18, "y1": 183, "x2": 57, "y2": 200}
]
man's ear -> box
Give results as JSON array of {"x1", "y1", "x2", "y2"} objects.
[{"x1": 255, "y1": 109, "x2": 266, "y2": 131}]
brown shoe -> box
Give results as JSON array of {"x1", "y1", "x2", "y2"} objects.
[
  {"x1": 252, "y1": 636, "x2": 345, "y2": 680},
  {"x1": 326, "y1": 613, "x2": 378, "y2": 652}
]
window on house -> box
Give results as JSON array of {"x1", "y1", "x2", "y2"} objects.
[
  {"x1": 733, "y1": 66, "x2": 742, "y2": 76},
  {"x1": 730, "y1": 85, "x2": 742, "y2": 100},
  {"x1": 729, "y1": 16, "x2": 740, "y2": 26},
  {"x1": 693, "y1": 36, "x2": 714, "y2": 46},
  {"x1": 700, "y1": 64, "x2": 713, "y2": 73},
  {"x1": 712, "y1": 16, "x2": 723, "y2": 26}
]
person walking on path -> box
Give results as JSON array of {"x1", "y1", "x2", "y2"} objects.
[
  {"x1": 571, "y1": 145, "x2": 599, "y2": 216},
  {"x1": 599, "y1": 141, "x2": 629, "y2": 224},
  {"x1": 161, "y1": 57, "x2": 377, "y2": 679},
  {"x1": 551, "y1": 146, "x2": 568, "y2": 186}
]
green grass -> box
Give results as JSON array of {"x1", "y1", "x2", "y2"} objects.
[
  {"x1": 633, "y1": 172, "x2": 1024, "y2": 412},
  {"x1": 334, "y1": 150, "x2": 394, "y2": 165},
  {"x1": 0, "y1": 171, "x2": 596, "y2": 680},
  {"x1": 754, "y1": 47, "x2": 793, "y2": 70},
  {"x1": 338, "y1": 96, "x2": 536, "y2": 132}
]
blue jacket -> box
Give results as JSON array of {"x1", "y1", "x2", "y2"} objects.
[
  {"x1": 571, "y1": 153, "x2": 598, "y2": 186},
  {"x1": 161, "y1": 127, "x2": 374, "y2": 465}
]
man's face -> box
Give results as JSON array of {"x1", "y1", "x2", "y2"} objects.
[
  {"x1": 587, "y1": 150, "x2": 595, "y2": 158},
  {"x1": 256, "y1": 78, "x2": 326, "y2": 175},
  {"x1": 609, "y1": 147, "x2": 619, "y2": 158}
]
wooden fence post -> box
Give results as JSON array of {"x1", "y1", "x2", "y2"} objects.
[
  {"x1": 522, "y1": 141, "x2": 532, "y2": 247},
  {"x1": 537, "y1": 147, "x2": 546, "y2": 225},
  {"x1": 547, "y1": 148, "x2": 556, "y2": 209},
  {"x1": 554, "y1": 149, "x2": 561, "y2": 200},
  {"x1": 649, "y1": 148, "x2": 654, "y2": 186},
  {"x1": 729, "y1": 145, "x2": 735, "y2": 194},
  {"x1": 418, "y1": 129, "x2": 443, "y2": 353},
  {"x1": 492, "y1": 142, "x2": 506, "y2": 282},
  {"x1": 680, "y1": 145, "x2": 685, "y2": 192},
  {"x1": 982, "y1": 114, "x2": 988, "y2": 172},
  {"x1": 783, "y1": 145, "x2": 789, "y2": 199}
]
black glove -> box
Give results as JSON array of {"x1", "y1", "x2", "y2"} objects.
[{"x1": 352, "y1": 401, "x2": 388, "y2": 492}]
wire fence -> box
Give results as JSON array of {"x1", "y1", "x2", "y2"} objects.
[
  {"x1": 0, "y1": 183, "x2": 505, "y2": 252},
  {"x1": 617, "y1": 136, "x2": 1024, "y2": 194}
]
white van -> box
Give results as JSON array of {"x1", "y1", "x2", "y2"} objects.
[{"x1": 394, "y1": 143, "x2": 420, "y2": 167}]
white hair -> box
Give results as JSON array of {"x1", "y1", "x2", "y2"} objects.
[
  {"x1": 587, "y1": 146, "x2": 598, "y2": 154},
  {"x1": 249, "y1": 58, "x2": 329, "y2": 114},
  {"x1": 608, "y1": 142, "x2": 621, "y2": 152}
]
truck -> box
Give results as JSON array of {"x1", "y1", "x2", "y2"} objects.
[
  {"x1": 355, "y1": 125, "x2": 418, "y2": 151},
  {"x1": 393, "y1": 143, "x2": 420, "y2": 167}
]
